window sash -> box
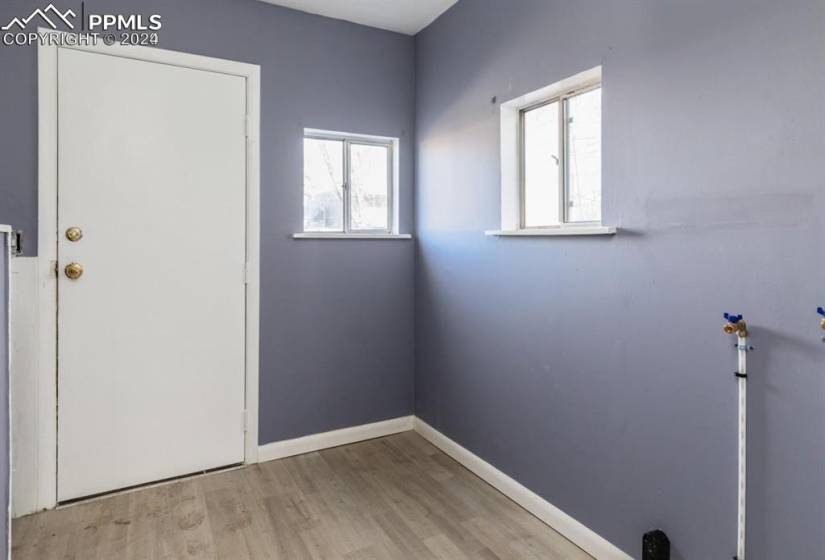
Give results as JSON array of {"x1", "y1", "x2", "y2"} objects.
[
  {"x1": 518, "y1": 83, "x2": 601, "y2": 229},
  {"x1": 304, "y1": 133, "x2": 393, "y2": 234}
]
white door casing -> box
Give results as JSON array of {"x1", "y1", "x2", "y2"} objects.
[{"x1": 36, "y1": 32, "x2": 260, "y2": 507}]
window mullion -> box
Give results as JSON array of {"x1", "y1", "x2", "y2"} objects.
[
  {"x1": 343, "y1": 139, "x2": 351, "y2": 233},
  {"x1": 386, "y1": 144, "x2": 393, "y2": 234},
  {"x1": 559, "y1": 97, "x2": 567, "y2": 224}
]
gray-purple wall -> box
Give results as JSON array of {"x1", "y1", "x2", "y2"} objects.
[
  {"x1": 0, "y1": 0, "x2": 416, "y2": 445},
  {"x1": 3, "y1": 0, "x2": 825, "y2": 556},
  {"x1": 414, "y1": 0, "x2": 825, "y2": 558}
]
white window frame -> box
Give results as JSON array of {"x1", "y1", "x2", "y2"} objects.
[
  {"x1": 488, "y1": 66, "x2": 616, "y2": 237},
  {"x1": 296, "y1": 129, "x2": 409, "y2": 239}
]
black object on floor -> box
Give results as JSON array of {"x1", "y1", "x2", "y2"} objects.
[{"x1": 643, "y1": 529, "x2": 670, "y2": 560}]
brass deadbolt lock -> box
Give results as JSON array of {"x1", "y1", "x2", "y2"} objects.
[
  {"x1": 65, "y1": 227, "x2": 83, "y2": 242},
  {"x1": 64, "y1": 262, "x2": 84, "y2": 280}
]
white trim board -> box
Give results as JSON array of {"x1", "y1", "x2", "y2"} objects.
[
  {"x1": 412, "y1": 418, "x2": 632, "y2": 560},
  {"x1": 292, "y1": 233, "x2": 412, "y2": 240},
  {"x1": 33, "y1": 29, "x2": 261, "y2": 512},
  {"x1": 486, "y1": 226, "x2": 617, "y2": 237},
  {"x1": 3, "y1": 230, "x2": 12, "y2": 560},
  {"x1": 258, "y1": 416, "x2": 414, "y2": 462},
  {"x1": 9, "y1": 257, "x2": 38, "y2": 517}
]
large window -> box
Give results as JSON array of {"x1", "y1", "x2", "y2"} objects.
[
  {"x1": 303, "y1": 132, "x2": 394, "y2": 234},
  {"x1": 520, "y1": 85, "x2": 602, "y2": 227}
]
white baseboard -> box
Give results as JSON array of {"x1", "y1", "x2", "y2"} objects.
[
  {"x1": 259, "y1": 415, "x2": 630, "y2": 559},
  {"x1": 258, "y1": 415, "x2": 414, "y2": 462},
  {"x1": 412, "y1": 418, "x2": 631, "y2": 560}
]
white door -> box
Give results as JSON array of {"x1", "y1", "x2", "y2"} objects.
[{"x1": 56, "y1": 48, "x2": 247, "y2": 501}]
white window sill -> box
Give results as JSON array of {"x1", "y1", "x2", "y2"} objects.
[
  {"x1": 292, "y1": 232, "x2": 412, "y2": 240},
  {"x1": 485, "y1": 225, "x2": 617, "y2": 237}
]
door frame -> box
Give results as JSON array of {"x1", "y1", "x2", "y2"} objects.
[{"x1": 36, "y1": 29, "x2": 260, "y2": 510}]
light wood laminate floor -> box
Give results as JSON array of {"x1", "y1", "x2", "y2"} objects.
[{"x1": 12, "y1": 432, "x2": 592, "y2": 560}]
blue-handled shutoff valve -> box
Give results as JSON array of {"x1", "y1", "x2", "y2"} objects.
[
  {"x1": 723, "y1": 313, "x2": 747, "y2": 337},
  {"x1": 724, "y1": 313, "x2": 743, "y2": 324}
]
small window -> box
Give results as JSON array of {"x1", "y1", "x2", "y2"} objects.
[
  {"x1": 303, "y1": 131, "x2": 394, "y2": 234},
  {"x1": 492, "y1": 66, "x2": 614, "y2": 237},
  {"x1": 520, "y1": 85, "x2": 602, "y2": 227}
]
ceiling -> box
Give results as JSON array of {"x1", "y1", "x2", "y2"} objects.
[{"x1": 257, "y1": 0, "x2": 457, "y2": 35}]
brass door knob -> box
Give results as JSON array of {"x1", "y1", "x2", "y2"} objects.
[
  {"x1": 64, "y1": 262, "x2": 84, "y2": 280},
  {"x1": 65, "y1": 227, "x2": 83, "y2": 242}
]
